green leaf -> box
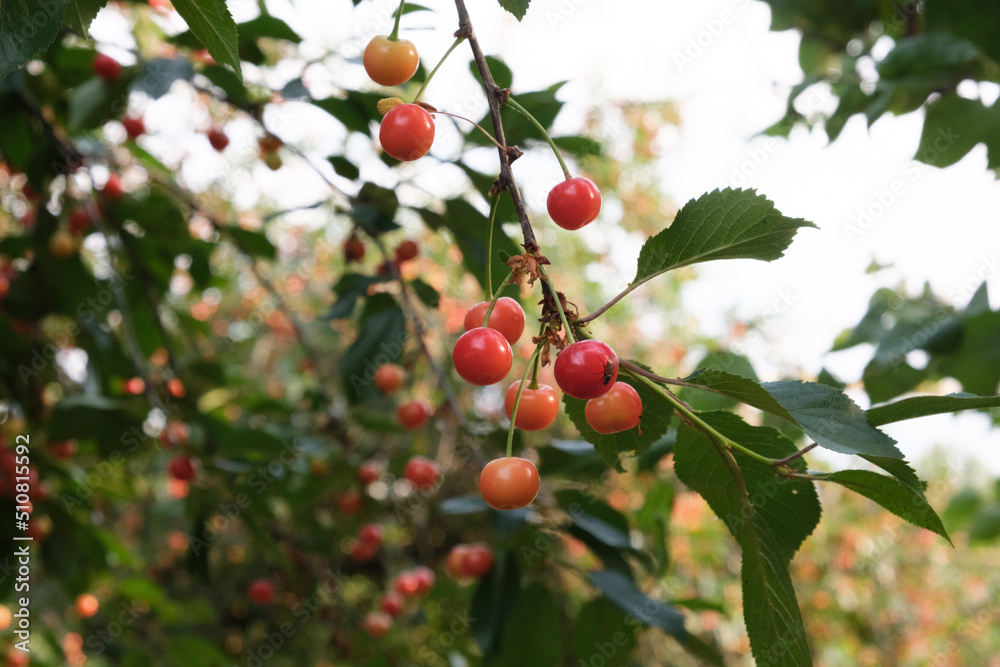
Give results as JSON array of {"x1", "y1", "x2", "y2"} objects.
[
  {"x1": 497, "y1": 0, "x2": 531, "y2": 21},
  {"x1": 63, "y1": 0, "x2": 106, "y2": 38},
  {"x1": 226, "y1": 227, "x2": 276, "y2": 260},
  {"x1": 200, "y1": 64, "x2": 247, "y2": 105},
  {"x1": 311, "y1": 91, "x2": 384, "y2": 134},
  {"x1": 942, "y1": 488, "x2": 982, "y2": 532},
  {"x1": 680, "y1": 368, "x2": 794, "y2": 422},
  {"x1": 916, "y1": 96, "x2": 1000, "y2": 170},
  {"x1": 819, "y1": 469, "x2": 952, "y2": 544},
  {"x1": 936, "y1": 310, "x2": 1000, "y2": 395},
  {"x1": 762, "y1": 380, "x2": 903, "y2": 458},
  {"x1": 167, "y1": 636, "x2": 229, "y2": 667},
  {"x1": 553, "y1": 135, "x2": 603, "y2": 157},
  {"x1": 968, "y1": 504, "x2": 1000, "y2": 543},
  {"x1": 675, "y1": 413, "x2": 821, "y2": 564},
  {"x1": 633, "y1": 188, "x2": 816, "y2": 288},
  {"x1": 132, "y1": 57, "x2": 195, "y2": 99},
  {"x1": 171, "y1": 0, "x2": 242, "y2": 82},
  {"x1": 328, "y1": 156, "x2": 359, "y2": 180},
  {"x1": 409, "y1": 278, "x2": 440, "y2": 308},
  {"x1": 563, "y1": 378, "x2": 671, "y2": 472},
  {"x1": 469, "y1": 55, "x2": 513, "y2": 90},
  {"x1": 867, "y1": 392, "x2": 1000, "y2": 426},
  {"x1": 326, "y1": 273, "x2": 390, "y2": 320},
  {"x1": 352, "y1": 182, "x2": 401, "y2": 234},
  {"x1": 340, "y1": 293, "x2": 407, "y2": 404},
  {"x1": 589, "y1": 570, "x2": 686, "y2": 638},
  {"x1": 68, "y1": 75, "x2": 133, "y2": 131},
  {"x1": 538, "y1": 440, "x2": 607, "y2": 479},
  {"x1": 237, "y1": 14, "x2": 301, "y2": 43},
  {"x1": 571, "y1": 598, "x2": 637, "y2": 667},
  {"x1": 494, "y1": 583, "x2": 562, "y2": 666},
  {"x1": 470, "y1": 551, "x2": 521, "y2": 655},
  {"x1": 0, "y1": 0, "x2": 70, "y2": 78}
]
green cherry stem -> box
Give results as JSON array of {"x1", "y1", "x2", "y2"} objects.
[
  {"x1": 537, "y1": 264, "x2": 576, "y2": 344},
  {"x1": 432, "y1": 110, "x2": 506, "y2": 149},
  {"x1": 481, "y1": 271, "x2": 515, "y2": 328},
  {"x1": 389, "y1": 0, "x2": 406, "y2": 40},
  {"x1": 506, "y1": 97, "x2": 571, "y2": 180},
  {"x1": 506, "y1": 341, "x2": 544, "y2": 458},
  {"x1": 485, "y1": 192, "x2": 500, "y2": 299},
  {"x1": 413, "y1": 36, "x2": 464, "y2": 103}
]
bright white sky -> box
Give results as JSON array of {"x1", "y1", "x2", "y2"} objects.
[{"x1": 95, "y1": 0, "x2": 1000, "y2": 478}]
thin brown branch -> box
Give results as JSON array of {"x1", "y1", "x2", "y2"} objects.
[{"x1": 772, "y1": 442, "x2": 818, "y2": 468}]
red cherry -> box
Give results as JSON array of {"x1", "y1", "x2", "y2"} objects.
[
  {"x1": 69, "y1": 207, "x2": 92, "y2": 234},
  {"x1": 358, "y1": 523, "x2": 383, "y2": 547},
  {"x1": 122, "y1": 116, "x2": 145, "y2": 139},
  {"x1": 168, "y1": 456, "x2": 197, "y2": 481},
  {"x1": 47, "y1": 440, "x2": 78, "y2": 460},
  {"x1": 380, "y1": 591, "x2": 405, "y2": 617},
  {"x1": 584, "y1": 382, "x2": 643, "y2": 434},
  {"x1": 374, "y1": 364, "x2": 406, "y2": 394},
  {"x1": 76, "y1": 593, "x2": 100, "y2": 618},
  {"x1": 92, "y1": 53, "x2": 122, "y2": 82},
  {"x1": 207, "y1": 128, "x2": 230, "y2": 152},
  {"x1": 248, "y1": 579, "x2": 275, "y2": 604},
  {"x1": 453, "y1": 328, "x2": 513, "y2": 386},
  {"x1": 463, "y1": 297, "x2": 525, "y2": 346},
  {"x1": 553, "y1": 339, "x2": 619, "y2": 400},
  {"x1": 403, "y1": 456, "x2": 439, "y2": 490},
  {"x1": 337, "y1": 491, "x2": 363, "y2": 515},
  {"x1": 103, "y1": 174, "x2": 124, "y2": 201},
  {"x1": 461, "y1": 543, "x2": 495, "y2": 578},
  {"x1": 379, "y1": 104, "x2": 434, "y2": 161},
  {"x1": 159, "y1": 421, "x2": 190, "y2": 448},
  {"x1": 394, "y1": 239, "x2": 419, "y2": 263},
  {"x1": 363, "y1": 35, "x2": 419, "y2": 86},
  {"x1": 504, "y1": 381, "x2": 559, "y2": 431},
  {"x1": 547, "y1": 177, "x2": 602, "y2": 230},
  {"x1": 412, "y1": 566, "x2": 435, "y2": 593},
  {"x1": 167, "y1": 378, "x2": 186, "y2": 398},
  {"x1": 7, "y1": 650, "x2": 29, "y2": 667},
  {"x1": 358, "y1": 461, "x2": 380, "y2": 486},
  {"x1": 446, "y1": 545, "x2": 470, "y2": 579},
  {"x1": 396, "y1": 400, "x2": 431, "y2": 430},
  {"x1": 393, "y1": 571, "x2": 421, "y2": 598},
  {"x1": 363, "y1": 610, "x2": 393, "y2": 637},
  {"x1": 351, "y1": 540, "x2": 378, "y2": 563},
  {"x1": 343, "y1": 236, "x2": 365, "y2": 262},
  {"x1": 479, "y1": 457, "x2": 539, "y2": 511},
  {"x1": 122, "y1": 377, "x2": 145, "y2": 395}
]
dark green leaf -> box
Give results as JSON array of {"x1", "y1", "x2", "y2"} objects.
[
  {"x1": 167, "y1": 636, "x2": 229, "y2": 667},
  {"x1": 681, "y1": 368, "x2": 794, "y2": 422},
  {"x1": 819, "y1": 469, "x2": 952, "y2": 544},
  {"x1": 762, "y1": 380, "x2": 903, "y2": 458},
  {"x1": 470, "y1": 55, "x2": 513, "y2": 90},
  {"x1": 633, "y1": 188, "x2": 816, "y2": 288},
  {"x1": 132, "y1": 57, "x2": 194, "y2": 99},
  {"x1": 340, "y1": 293, "x2": 407, "y2": 403},
  {"x1": 200, "y1": 64, "x2": 247, "y2": 105},
  {"x1": 937, "y1": 310, "x2": 1000, "y2": 395},
  {"x1": 328, "y1": 156, "x2": 359, "y2": 180},
  {"x1": 538, "y1": 440, "x2": 607, "y2": 479},
  {"x1": 916, "y1": 96, "x2": 1000, "y2": 170},
  {"x1": 68, "y1": 75, "x2": 133, "y2": 131},
  {"x1": 494, "y1": 583, "x2": 562, "y2": 666},
  {"x1": 867, "y1": 392, "x2": 1000, "y2": 426},
  {"x1": 968, "y1": 504, "x2": 1000, "y2": 543},
  {"x1": 409, "y1": 278, "x2": 440, "y2": 308},
  {"x1": 571, "y1": 598, "x2": 637, "y2": 667},
  {"x1": 311, "y1": 91, "x2": 384, "y2": 134},
  {"x1": 877, "y1": 34, "x2": 980, "y2": 80},
  {"x1": 227, "y1": 227, "x2": 276, "y2": 259},
  {"x1": 326, "y1": 273, "x2": 390, "y2": 320},
  {"x1": 352, "y1": 182, "x2": 400, "y2": 234},
  {"x1": 553, "y1": 135, "x2": 603, "y2": 157},
  {"x1": 171, "y1": 0, "x2": 242, "y2": 82},
  {"x1": 497, "y1": 0, "x2": 530, "y2": 21},
  {"x1": 942, "y1": 488, "x2": 982, "y2": 532},
  {"x1": 237, "y1": 14, "x2": 301, "y2": 42},
  {"x1": 588, "y1": 569, "x2": 686, "y2": 638},
  {"x1": 0, "y1": 0, "x2": 70, "y2": 78},
  {"x1": 64, "y1": 0, "x2": 106, "y2": 38},
  {"x1": 563, "y1": 378, "x2": 671, "y2": 471},
  {"x1": 470, "y1": 551, "x2": 520, "y2": 655}
]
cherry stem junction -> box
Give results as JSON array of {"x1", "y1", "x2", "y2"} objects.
[
  {"x1": 506, "y1": 96, "x2": 572, "y2": 181},
  {"x1": 537, "y1": 264, "x2": 576, "y2": 344},
  {"x1": 413, "y1": 36, "x2": 465, "y2": 103}
]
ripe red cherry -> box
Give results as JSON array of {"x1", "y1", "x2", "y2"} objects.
[
  {"x1": 446, "y1": 545, "x2": 470, "y2": 578},
  {"x1": 350, "y1": 540, "x2": 378, "y2": 562},
  {"x1": 585, "y1": 382, "x2": 643, "y2": 434},
  {"x1": 394, "y1": 571, "x2": 421, "y2": 598},
  {"x1": 547, "y1": 177, "x2": 602, "y2": 230},
  {"x1": 207, "y1": 128, "x2": 230, "y2": 152},
  {"x1": 394, "y1": 239, "x2": 419, "y2": 263},
  {"x1": 553, "y1": 339, "x2": 619, "y2": 400},
  {"x1": 47, "y1": 440, "x2": 78, "y2": 460},
  {"x1": 479, "y1": 457, "x2": 540, "y2": 511},
  {"x1": 168, "y1": 456, "x2": 197, "y2": 481},
  {"x1": 380, "y1": 591, "x2": 405, "y2": 617},
  {"x1": 453, "y1": 328, "x2": 512, "y2": 386},
  {"x1": 103, "y1": 174, "x2": 124, "y2": 200},
  {"x1": 122, "y1": 116, "x2": 145, "y2": 139},
  {"x1": 69, "y1": 207, "x2": 91, "y2": 234},
  {"x1": 412, "y1": 566, "x2": 435, "y2": 593},
  {"x1": 248, "y1": 579, "x2": 275, "y2": 604},
  {"x1": 343, "y1": 236, "x2": 365, "y2": 262},
  {"x1": 379, "y1": 104, "x2": 434, "y2": 161},
  {"x1": 374, "y1": 363, "x2": 405, "y2": 394},
  {"x1": 122, "y1": 377, "x2": 145, "y2": 395},
  {"x1": 363, "y1": 35, "x2": 419, "y2": 86},
  {"x1": 463, "y1": 297, "x2": 525, "y2": 346},
  {"x1": 404, "y1": 456, "x2": 439, "y2": 490},
  {"x1": 358, "y1": 523, "x2": 383, "y2": 547},
  {"x1": 92, "y1": 53, "x2": 122, "y2": 82},
  {"x1": 461, "y1": 543, "x2": 495, "y2": 578},
  {"x1": 159, "y1": 421, "x2": 190, "y2": 448},
  {"x1": 397, "y1": 400, "x2": 431, "y2": 430},
  {"x1": 363, "y1": 610, "x2": 393, "y2": 637},
  {"x1": 337, "y1": 491, "x2": 363, "y2": 515},
  {"x1": 358, "y1": 461, "x2": 380, "y2": 486},
  {"x1": 504, "y1": 381, "x2": 559, "y2": 431}
]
